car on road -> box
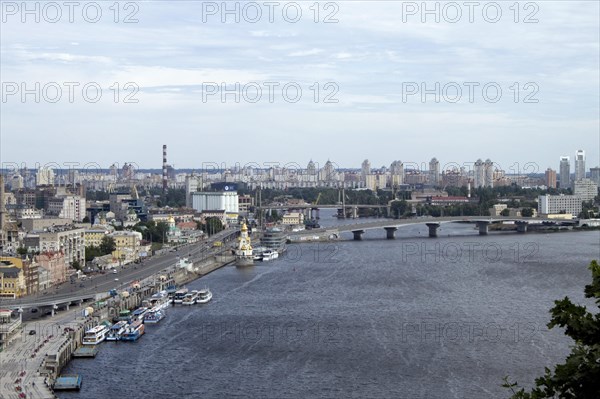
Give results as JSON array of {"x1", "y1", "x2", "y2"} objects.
[
  {"x1": 112, "y1": 269, "x2": 117, "y2": 274},
  {"x1": 114, "y1": 278, "x2": 119, "y2": 281},
  {"x1": 29, "y1": 330, "x2": 36, "y2": 335}
]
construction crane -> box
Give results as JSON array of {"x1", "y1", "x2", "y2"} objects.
[{"x1": 313, "y1": 192, "x2": 322, "y2": 206}]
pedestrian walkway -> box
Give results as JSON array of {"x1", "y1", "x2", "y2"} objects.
[{"x1": 0, "y1": 307, "x2": 84, "y2": 399}]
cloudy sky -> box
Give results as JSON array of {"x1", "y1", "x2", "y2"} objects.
[{"x1": 1, "y1": 1, "x2": 598, "y2": 173}]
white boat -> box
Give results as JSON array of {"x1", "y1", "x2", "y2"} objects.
[
  {"x1": 143, "y1": 291, "x2": 170, "y2": 310},
  {"x1": 196, "y1": 288, "x2": 212, "y2": 304},
  {"x1": 131, "y1": 307, "x2": 149, "y2": 322},
  {"x1": 182, "y1": 290, "x2": 199, "y2": 305},
  {"x1": 144, "y1": 307, "x2": 166, "y2": 324},
  {"x1": 173, "y1": 288, "x2": 189, "y2": 304},
  {"x1": 106, "y1": 321, "x2": 128, "y2": 341},
  {"x1": 82, "y1": 325, "x2": 109, "y2": 345},
  {"x1": 261, "y1": 249, "x2": 279, "y2": 261}
]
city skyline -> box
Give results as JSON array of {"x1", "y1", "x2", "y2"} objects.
[{"x1": 1, "y1": 2, "x2": 598, "y2": 168}]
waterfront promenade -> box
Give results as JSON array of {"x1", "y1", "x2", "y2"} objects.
[
  {"x1": 0, "y1": 252, "x2": 235, "y2": 399},
  {"x1": 0, "y1": 306, "x2": 87, "y2": 399}
]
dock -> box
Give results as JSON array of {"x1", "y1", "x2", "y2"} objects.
[
  {"x1": 73, "y1": 347, "x2": 98, "y2": 358},
  {"x1": 53, "y1": 375, "x2": 82, "y2": 390}
]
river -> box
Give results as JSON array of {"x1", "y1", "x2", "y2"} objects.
[{"x1": 60, "y1": 211, "x2": 600, "y2": 398}]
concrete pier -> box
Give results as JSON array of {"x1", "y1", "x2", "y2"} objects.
[
  {"x1": 384, "y1": 227, "x2": 397, "y2": 239},
  {"x1": 515, "y1": 221, "x2": 529, "y2": 233},
  {"x1": 476, "y1": 221, "x2": 490, "y2": 235},
  {"x1": 425, "y1": 223, "x2": 440, "y2": 238},
  {"x1": 352, "y1": 230, "x2": 365, "y2": 240}
]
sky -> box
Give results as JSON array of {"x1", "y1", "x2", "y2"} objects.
[{"x1": 1, "y1": 0, "x2": 599, "y2": 173}]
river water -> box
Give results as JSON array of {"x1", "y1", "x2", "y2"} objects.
[{"x1": 60, "y1": 212, "x2": 600, "y2": 398}]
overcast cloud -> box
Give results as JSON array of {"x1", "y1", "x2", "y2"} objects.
[{"x1": 1, "y1": 1, "x2": 598, "y2": 172}]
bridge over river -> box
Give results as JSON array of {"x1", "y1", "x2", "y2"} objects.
[{"x1": 288, "y1": 216, "x2": 578, "y2": 240}]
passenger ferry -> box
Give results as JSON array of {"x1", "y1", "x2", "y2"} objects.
[
  {"x1": 173, "y1": 288, "x2": 189, "y2": 304},
  {"x1": 131, "y1": 307, "x2": 149, "y2": 322},
  {"x1": 121, "y1": 320, "x2": 144, "y2": 341},
  {"x1": 196, "y1": 288, "x2": 213, "y2": 304},
  {"x1": 143, "y1": 307, "x2": 166, "y2": 324},
  {"x1": 106, "y1": 321, "x2": 128, "y2": 341},
  {"x1": 82, "y1": 325, "x2": 109, "y2": 345},
  {"x1": 143, "y1": 291, "x2": 171, "y2": 310},
  {"x1": 182, "y1": 290, "x2": 199, "y2": 305},
  {"x1": 261, "y1": 249, "x2": 279, "y2": 261}
]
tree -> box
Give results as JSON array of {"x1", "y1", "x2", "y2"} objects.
[
  {"x1": 82, "y1": 216, "x2": 90, "y2": 223},
  {"x1": 204, "y1": 217, "x2": 224, "y2": 236},
  {"x1": 521, "y1": 207, "x2": 534, "y2": 217},
  {"x1": 71, "y1": 260, "x2": 82, "y2": 271},
  {"x1": 99, "y1": 236, "x2": 116, "y2": 254},
  {"x1": 16, "y1": 246, "x2": 28, "y2": 256},
  {"x1": 501, "y1": 208, "x2": 510, "y2": 217},
  {"x1": 504, "y1": 260, "x2": 600, "y2": 398}
]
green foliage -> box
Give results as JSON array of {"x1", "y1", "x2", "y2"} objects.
[
  {"x1": 71, "y1": 260, "x2": 81, "y2": 270},
  {"x1": 202, "y1": 217, "x2": 224, "y2": 236},
  {"x1": 501, "y1": 208, "x2": 510, "y2": 216},
  {"x1": 82, "y1": 216, "x2": 90, "y2": 223},
  {"x1": 16, "y1": 246, "x2": 28, "y2": 256},
  {"x1": 504, "y1": 260, "x2": 600, "y2": 398},
  {"x1": 99, "y1": 236, "x2": 116, "y2": 254},
  {"x1": 521, "y1": 207, "x2": 535, "y2": 217},
  {"x1": 390, "y1": 200, "x2": 409, "y2": 218}
]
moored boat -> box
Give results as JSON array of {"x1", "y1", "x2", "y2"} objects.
[
  {"x1": 121, "y1": 320, "x2": 144, "y2": 341},
  {"x1": 182, "y1": 290, "x2": 199, "y2": 305},
  {"x1": 131, "y1": 307, "x2": 149, "y2": 322},
  {"x1": 143, "y1": 307, "x2": 166, "y2": 324},
  {"x1": 82, "y1": 325, "x2": 109, "y2": 345},
  {"x1": 173, "y1": 288, "x2": 189, "y2": 304},
  {"x1": 106, "y1": 321, "x2": 128, "y2": 341},
  {"x1": 196, "y1": 288, "x2": 212, "y2": 304},
  {"x1": 261, "y1": 249, "x2": 279, "y2": 261},
  {"x1": 142, "y1": 291, "x2": 170, "y2": 310}
]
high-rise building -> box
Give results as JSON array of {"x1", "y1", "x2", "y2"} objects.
[
  {"x1": 361, "y1": 159, "x2": 371, "y2": 183},
  {"x1": 574, "y1": 150, "x2": 586, "y2": 181},
  {"x1": 473, "y1": 159, "x2": 485, "y2": 188},
  {"x1": 545, "y1": 168, "x2": 557, "y2": 189},
  {"x1": 429, "y1": 158, "x2": 440, "y2": 186},
  {"x1": 473, "y1": 159, "x2": 493, "y2": 188},
  {"x1": 538, "y1": 194, "x2": 583, "y2": 215},
  {"x1": 559, "y1": 156, "x2": 570, "y2": 189},
  {"x1": 484, "y1": 159, "x2": 494, "y2": 188},
  {"x1": 36, "y1": 168, "x2": 55, "y2": 186},
  {"x1": 390, "y1": 160, "x2": 404, "y2": 187},
  {"x1": 590, "y1": 167, "x2": 600, "y2": 186}
]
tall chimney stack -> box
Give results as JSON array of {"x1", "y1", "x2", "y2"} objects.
[
  {"x1": 0, "y1": 174, "x2": 5, "y2": 231},
  {"x1": 162, "y1": 145, "x2": 168, "y2": 197}
]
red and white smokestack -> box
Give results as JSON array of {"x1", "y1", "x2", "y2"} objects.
[{"x1": 162, "y1": 144, "x2": 168, "y2": 195}]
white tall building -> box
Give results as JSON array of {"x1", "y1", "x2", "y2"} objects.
[
  {"x1": 474, "y1": 159, "x2": 485, "y2": 188},
  {"x1": 574, "y1": 150, "x2": 586, "y2": 181},
  {"x1": 185, "y1": 174, "x2": 201, "y2": 208},
  {"x1": 559, "y1": 156, "x2": 570, "y2": 189},
  {"x1": 429, "y1": 158, "x2": 440, "y2": 186},
  {"x1": 538, "y1": 195, "x2": 582, "y2": 215},
  {"x1": 46, "y1": 195, "x2": 86, "y2": 222},
  {"x1": 191, "y1": 192, "x2": 239, "y2": 213},
  {"x1": 36, "y1": 168, "x2": 55, "y2": 186},
  {"x1": 484, "y1": 159, "x2": 494, "y2": 188}
]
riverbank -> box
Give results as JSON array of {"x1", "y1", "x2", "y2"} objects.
[{"x1": 0, "y1": 255, "x2": 235, "y2": 399}]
